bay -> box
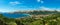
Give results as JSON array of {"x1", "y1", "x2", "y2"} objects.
[{"x1": 2, "y1": 13, "x2": 30, "y2": 18}]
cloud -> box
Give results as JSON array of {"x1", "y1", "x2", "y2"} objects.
[
  {"x1": 0, "y1": 9, "x2": 9, "y2": 12},
  {"x1": 9, "y1": 1, "x2": 21, "y2": 5},
  {"x1": 39, "y1": 6, "x2": 55, "y2": 11},
  {"x1": 37, "y1": 0, "x2": 41, "y2": 2},
  {"x1": 41, "y1": 1, "x2": 44, "y2": 3},
  {"x1": 37, "y1": 0, "x2": 44, "y2": 3}
]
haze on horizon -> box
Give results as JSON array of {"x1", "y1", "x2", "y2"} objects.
[{"x1": 0, "y1": 0, "x2": 60, "y2": 12}]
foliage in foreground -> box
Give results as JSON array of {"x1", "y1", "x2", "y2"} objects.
[{"x1": 0, "y1": 13, "x2": 60, "y2": 25}]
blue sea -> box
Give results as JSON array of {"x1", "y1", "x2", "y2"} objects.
[{"x1": 2, "y1": 13, "x2": 30, "y2": 18}]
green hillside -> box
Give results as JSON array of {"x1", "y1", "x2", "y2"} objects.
[{"x1": 0, "y1": 11, "x2": 60, "y2": 25}]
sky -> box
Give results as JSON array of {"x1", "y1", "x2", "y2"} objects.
[{"x1": 0, "y1": 0, "x2": 60, "y2": 12}]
